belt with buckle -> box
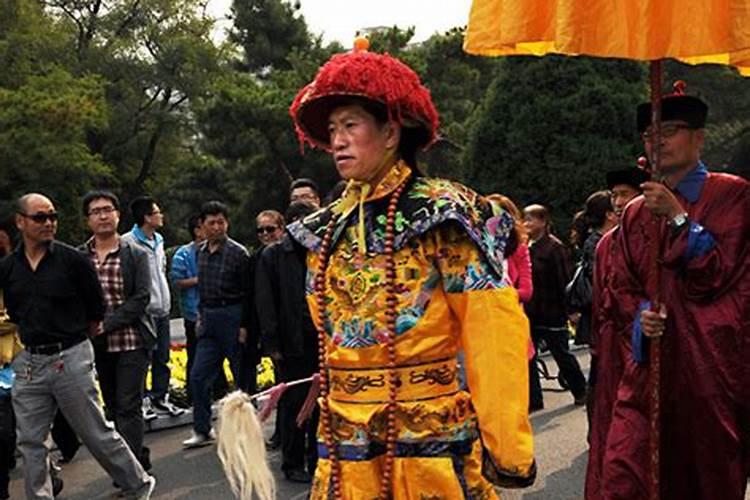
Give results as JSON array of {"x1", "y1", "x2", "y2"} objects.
[
  {"x1": 328, "y1": 357, "x2": 460, "y2": 404},
  {"x1": 25, "y1": 338, "x2": 85, "y2": 355}
]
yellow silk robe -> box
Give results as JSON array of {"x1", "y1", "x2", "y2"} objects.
[{"x1": 289, "y1": 163, "x2": 535, "y2": 499}]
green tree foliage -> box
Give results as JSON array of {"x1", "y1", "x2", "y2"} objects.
[
  {"x1": 367, "y1": 26, "x2": 415, "y2": 57},
  {"x1": 464, "y1": 55, "x2": 646, "y2": 234},
  {"x1": 0, "y1": 69, "x2": 110, "y2": 239},
  {"x1": 39, "y1": 0, "x2": 227, "y2": 241},
  {"x1": 195, "y1": 72, "x2": 333, "y2": 242},
  {"x1": 0, "y1": 1, "x2": 109, "y2": 240},
  {"x1": 195, "y1": 1, "x2": 345, "y2": 243},
  {"x1": 230, "y1": 0, "x2": 310, "y2": 73},
  {"x1": 412, "y1": 27, "x2": 500, "y2": 179},
  {"x1": 2, "y1": 1, "x2": 748, "y2": 248}
]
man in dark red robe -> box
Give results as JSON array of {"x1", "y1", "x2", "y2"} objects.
[
  {"x1": 595, "y1": 90, "x2": 750, "y2": 499},
  {"x1": 584, "y1": 166, "x2": 649, "y2": 498}
]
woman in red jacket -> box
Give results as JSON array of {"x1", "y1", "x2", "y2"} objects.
[{"x1": 489, "y1": 194, "x2": 533, "y2": 304}]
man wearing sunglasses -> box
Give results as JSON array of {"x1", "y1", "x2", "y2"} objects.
[
  {"x1": 0, "y1": 193, "x2": 155, "y2": 499},
  {"x1": 595, "y1": 88, "x2": 750, "y2": 499}
]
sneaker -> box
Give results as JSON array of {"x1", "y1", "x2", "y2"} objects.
[
  {"x1": 142, "y1": 398, "x2": 158, "y2": 422},
  {"x1": 151, "y1": 396, "x2": 186, "y2": 417},
  {"x1": 134, "y1": 475, "x2": 156, "y2": 500},
  {"x1": 182, "y1": 430, "x2": 215, "y2": 449}
]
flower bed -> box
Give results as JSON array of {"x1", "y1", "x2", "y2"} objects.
[{"x1": 144, "y1": 345, "x2": 276, "y2": 407}]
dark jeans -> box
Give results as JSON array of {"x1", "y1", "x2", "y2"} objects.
[
  {"x1": 190, "y1": 305, "x2": 241, "y2": 435},
  {"x1": 149, "y1": 315, "x2": 171, "y2": 401},
  {"x1": 185, "y1": 319, "x2": 229, "y2": 403},
  {"x1": 185, "y1": 318, "x2": 197, "y2": 400},
  {"x1": 94, "y1": 346, "x2": 149, "y2": 465},
  {"x1": 529, "y1": 325, "x2": 586, "y2": 406},
  {"x1": 279, "y1": 355, "x2": 318, "y2": 474},
  {"x1": 236, "y1": 342, "x2": 258, "y2": 395}
]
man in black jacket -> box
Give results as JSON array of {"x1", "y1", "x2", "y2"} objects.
[
  {"x1": 81, "y1": 190, "x2": 155, "y2": 471},
  {"x1": 523, "y1": 204, "x2": 587, "y2": 412},
  {"x1": 1, "y1": 193, "x2": 154, "y2": 499},
  {"x1": 256, "y1": 200, "x2": 319, "y2": 483}
]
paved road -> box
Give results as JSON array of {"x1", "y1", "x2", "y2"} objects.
[
  {"x1": 6, "y1": 349, "x2": 591, "y2": 499},
  {"x1": 8, "y1": 349, "x2": 746, "y2": 499}
]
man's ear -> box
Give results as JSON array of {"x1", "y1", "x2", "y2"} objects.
[{"x1": 384, "y1": 121, "x2": 402, "y2": 150}]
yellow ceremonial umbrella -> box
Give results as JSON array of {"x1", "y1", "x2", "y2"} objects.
[
  {"x1": 463, "y1": 2, "x2": 750, "y2": 498},
  {"x1": 464, "y1": 0, "x2": 750, "y2": 75}
]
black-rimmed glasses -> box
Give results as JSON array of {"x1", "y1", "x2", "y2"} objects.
[
  {"x1": 88, "y1": 206, "x2": 117, "y2": 217},
  {"x1": 641, "y1": 123, "x2": 694, "y2": 141}
]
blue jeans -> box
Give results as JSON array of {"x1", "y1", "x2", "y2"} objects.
[
  {"x1": 149, "y1": 315, "x2": 171, "y2": 401},
  {"x1": 190, "y1": 305, "x2": 241, "y2": 435},
  {"x1": 12, "y1": 341, "x2": 149, "y2": 499}
]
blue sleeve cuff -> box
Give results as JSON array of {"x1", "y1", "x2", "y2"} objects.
[
  {"x1": 632, "y1": 301, "x2": 650, "y2": 364},
  {"x1": 685, "y1": 221, "x2": 716, "y2": 261}
]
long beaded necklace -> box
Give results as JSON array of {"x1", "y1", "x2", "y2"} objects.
[{"x1": 314, "y1": 176, "x2": 408, "y2": 500}]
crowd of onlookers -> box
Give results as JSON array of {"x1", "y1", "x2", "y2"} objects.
[
  {"x1": 0, "y1": 165, "x2": 659, "y2": 498},
  {"x1": 488, "y1": 165, "x2": 647, "y2": 416},
  {"x1": 0, "y1": 177, "x2": 329, "y2": 498}
]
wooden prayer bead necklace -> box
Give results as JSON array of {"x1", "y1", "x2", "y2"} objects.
[{"x1": 314, "y1": 176, "x2": 408, "y2": 500}]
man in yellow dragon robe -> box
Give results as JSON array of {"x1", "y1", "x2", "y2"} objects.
[{"x1": 284, "y1": 39, "x2": 536, "y2": 499}]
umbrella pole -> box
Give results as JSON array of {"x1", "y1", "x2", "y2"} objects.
[{"x1": 647, "y1": 58, "x2": 663, "y2": 500}]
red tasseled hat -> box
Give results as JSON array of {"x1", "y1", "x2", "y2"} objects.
[{"x1": 290, "y1": 49, "x2": 439, "y2": 151}]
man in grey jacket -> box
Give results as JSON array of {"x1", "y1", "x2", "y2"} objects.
[
  {"x1": 122, "y1": 196, "x2": 184, "y2": 417},
  {"x1": 81, "y1": 191, "x2": 155, "y2": 471}
]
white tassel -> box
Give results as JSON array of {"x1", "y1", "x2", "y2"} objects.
[{"x1": 217, "y1": 391, "x2": 276, "y2": 500}]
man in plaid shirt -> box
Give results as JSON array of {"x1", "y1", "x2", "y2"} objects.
[
  {"x1": 81, "y1": 190, "x2": 155, "y2": 472},
  {"x1": 183, "y1": 200, "x2": 251, "y2": 448}
]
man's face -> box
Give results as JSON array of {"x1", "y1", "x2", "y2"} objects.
[
  {"x1": 86, "y1": 197, "x2": 120, "y2": 238},
  {"x1": 643, "y1": 121, "x2": 703, "y2": 176},
  {"x1": 290, "y1": 186, "x2": 320, "y2": 208},
  {"x1": 16, "y1": 195, "x2": 57, "y2": 245},
  {"x1": 144, "y1": 203, "x2": 164, "y2": 230},
  {"x1": 202, "y1": 213, "x2": 228, "y2": 243},
  {"x1": 328, "y1": 104, "x2": 399, "y2": 184},
  {"x1": 522, "y1": 214, "x2": 546, "y2": 240},
  {"x1": 610, "y1": 184, "x2": 640, "y2": 219},
  {"x1": 256, "y1": 215, "x2": 283, "y2": 246}
]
